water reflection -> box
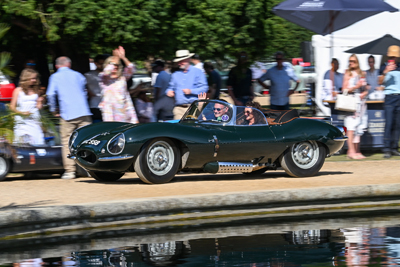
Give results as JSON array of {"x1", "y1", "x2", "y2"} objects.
[{"x1": 4, "y1": 219, "x2": 400, "y2": 266}]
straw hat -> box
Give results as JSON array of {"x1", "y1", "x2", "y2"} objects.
[{"x1": 173, "y1": 50, "x2": 195, "y2": 62}]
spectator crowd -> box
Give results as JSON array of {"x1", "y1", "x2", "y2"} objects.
[{"x1": 9, "y1": 45, "x2": 400, "y2": 179}]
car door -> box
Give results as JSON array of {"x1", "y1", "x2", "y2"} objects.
[
  {"x1": 201, "y1": 124, "x2": 241, "y2": 162},
  {"x1": 235, "y1": 107, "x2": 284, "y2": 163}
]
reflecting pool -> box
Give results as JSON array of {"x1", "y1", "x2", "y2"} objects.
[{"x1": 3, "y1": 214, "x2": 400, "y2": 266}]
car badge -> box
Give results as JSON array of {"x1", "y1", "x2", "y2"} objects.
[
  {"x1": 221, "y1": 115, "x2": 229, "y2": 121},
  {"x1": 36, "y1": 149, "x2": 47, "y2": 156}
]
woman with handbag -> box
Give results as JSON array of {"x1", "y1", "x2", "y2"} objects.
[{"x1": 341, "y1": 54, "x2": 368, "y2": 159}]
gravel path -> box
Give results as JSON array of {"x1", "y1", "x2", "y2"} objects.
[{"x1": 1, "y1": 160, "x2": 399, "y2": 209}]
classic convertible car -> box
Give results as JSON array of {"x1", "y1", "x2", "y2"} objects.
[{"x1": 68, "y1": 100, "x2": 347, "y2": 184}]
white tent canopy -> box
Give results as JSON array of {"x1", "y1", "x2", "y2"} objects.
[{"x1": 312, "y1": 0, "x2": 400, "y2": 116}]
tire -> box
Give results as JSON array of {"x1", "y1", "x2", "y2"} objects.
[
  {"x1": 280, "y1": 141, "x2": 326, "y2": 177},
  {"x1": 135, "y1": 138, "x2": 180, "y2": 184},
  {"x1": 76, "y1": 165, "x2": 89, "y2": 177},
  {"x1": 243, "y1": 167, "x2": 269, "y2": 176},
  {"x1": 88, "y1": 171, "x2": 124, "y2": 182},
  {"x1": 0, "y1": 156, "x2": 10, "y2": 181}
]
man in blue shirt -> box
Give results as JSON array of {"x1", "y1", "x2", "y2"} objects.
[
  {"x1": 323, "y1": 58, "x2": 344, "y2": 95},
  {"x1": 258, "y1": 52, "x2": 299, "y2": 110},
  {"x1": 152, "y1": 60, "x2": 173, "y2": 121},
  {"x1": 166, "y1": 50, "x2": 208, "y2": 120},
  {"x1": 47, "y1": 56, "x2": 92, "y2": 179},
  {"x1": 378, "y1": 45, "x2": 400, "y2": 158}
]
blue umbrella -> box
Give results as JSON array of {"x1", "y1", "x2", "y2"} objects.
[{"x1": 273, "y1": 0, "x2": 398, "y2": 57}]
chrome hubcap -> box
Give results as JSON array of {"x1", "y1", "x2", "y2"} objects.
[
  {"x1": 0, "y1": 157, "x2": 6, "y2": 175},
  {"x1": 292, "y1": 141, "x2": 319, "y2": 169},
  {"x1": 147, "y1": 141, "x2": 174, "y2": 176}
]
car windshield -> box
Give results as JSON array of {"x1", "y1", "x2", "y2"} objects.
[{"x1": 181, "y1": 100, "x2": 233, "y2": 124}]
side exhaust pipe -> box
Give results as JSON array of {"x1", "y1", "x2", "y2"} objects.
[{"x1": 203, "y1": 162, "x2": 273, "y2": 174}]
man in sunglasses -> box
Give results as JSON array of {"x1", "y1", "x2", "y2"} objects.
[
  {"x1": 258, "y1": 52, "x2": 299, "y2": 110},
  {"x1": 199, "y1": 96, "x2": 230, "y2": 122}
]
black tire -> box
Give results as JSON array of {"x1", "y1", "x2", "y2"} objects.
[
  {"x1": 76, "y1": 165, "x2": 89, "y2": 177},
  {"x1": 88, "y1": 171, "x2": 124, "y2": 182},
  {"x1": 280, "y1": 141, "x2": 326, "y2": 177},
  {"x1": 135, "y1": 138, "x2": 180, "y2": 184},
  {"x1": 243, "y1": 167, "x2": 269, "y2": 176},
  {"x1": 0, "y1": 156, "x2": 10, "y2": 181}
]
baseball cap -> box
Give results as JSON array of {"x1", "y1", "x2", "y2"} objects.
[{"x1": 387, "y1": 45, "x2": 400, "y2": 57}]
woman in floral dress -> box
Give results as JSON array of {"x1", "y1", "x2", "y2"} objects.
[{"x1": 98, "y1": 46, "x2": 138, "y2": 123}]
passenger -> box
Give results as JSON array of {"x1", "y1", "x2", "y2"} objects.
[
  {"x1": 10, "y1": 69, "x2": 45, "y2": 145},
  {"x1": 242, "y1": 101, "x2": 266, "y2": 125}
]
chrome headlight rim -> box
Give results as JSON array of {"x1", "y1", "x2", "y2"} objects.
[
  {"x1": 69, "y1": 131, "x2": 78, "y2": 150},
  {"x1": 107, "y1": 133, "x2": 126, "y2": 155}
]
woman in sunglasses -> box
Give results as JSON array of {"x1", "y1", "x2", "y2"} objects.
[
  {"x1": 98, "y1": 46, "x2": 138, "y2": 123},
  {"x1": 342, "y1": 54, "x2": 368, "y2": 159}
]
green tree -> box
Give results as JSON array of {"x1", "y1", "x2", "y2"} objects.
[{"x1": 0, "y1": 0, "x2": 313, "y2": 72}]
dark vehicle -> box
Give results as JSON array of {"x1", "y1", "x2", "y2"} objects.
[
  {"x1": 0, "y1": 140, "x2": 64, "y2": 181},
  {"x1": 68, "y1": 100, "x2": 347, "y2": 184}
]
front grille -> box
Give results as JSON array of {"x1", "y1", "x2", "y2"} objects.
[{"x1": 77, "y1": 150, "x2": 97, "y2": 164}]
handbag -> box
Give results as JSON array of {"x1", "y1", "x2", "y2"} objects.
[{"x1": 335, "y1": 89, "x2": 357, "y2": 112}]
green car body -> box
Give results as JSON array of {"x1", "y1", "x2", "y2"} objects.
[{"x1": 68, "y1": 100, "x2": 346, "y2": 184}]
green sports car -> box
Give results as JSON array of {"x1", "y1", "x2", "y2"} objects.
[{"x1": 68, "y1": 100, "x2": 347, "y2": 184}]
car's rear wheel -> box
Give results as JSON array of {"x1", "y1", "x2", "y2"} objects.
[
  {"x1": 135, "y1": 138, "x2": 180, "y2": 184},
  {"x1": 280, "y1": 141, "x2": 326, "y2": 177},
  {"x1": 88, "y1": 171, "x2": 124, "y2": 182},
  {"x1": 0, "y1": 156, "x2": 10, "y2": 181}
]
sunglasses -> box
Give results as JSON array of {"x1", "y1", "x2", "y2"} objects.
[
  {"x1": 245, "y1": 110, "x2": 252, "y2": 114},
  {"x1": 349, "y1": 60, "x2": 356, "y2": 63},
  {"x1": 213, "y1": 108, "x2": 224, "y2": 111}
]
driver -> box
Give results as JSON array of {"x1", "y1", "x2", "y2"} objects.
[
  {"x1": 198, "y1": 93, "x2": 230, "y2": 122},
  {"x1": 211, "y1": 102, "x2": 229, "y2": 122}
]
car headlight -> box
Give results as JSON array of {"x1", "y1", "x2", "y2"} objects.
[
  {"x1": 69, "y1": 131, "x2": 78, "y2": 150},
  {"x1": 107, "y1": 133, "x2": 125, "y2": 155}
]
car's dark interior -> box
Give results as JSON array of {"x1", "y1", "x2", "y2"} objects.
[{"x1": 261, "y1": 109, "x2": 299, "y2": 125}]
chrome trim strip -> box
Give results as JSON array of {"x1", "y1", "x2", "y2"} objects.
[
  {"x1": 98, "y1": 154, "x2": 134, "y2": 161},
  {"x1": 334, "y1": 137, "x2": 348, "y2": 141},
  {"x1": 67, "y1": 154, "x2": 76, "y2": 159}
]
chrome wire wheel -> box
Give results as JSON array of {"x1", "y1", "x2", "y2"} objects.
[
  {"x1": 291, "y1": 141, "x2": 319, "y2": 169},
  {"x1": 146, "y1": 141, "x2": 175, "y2": 176}
]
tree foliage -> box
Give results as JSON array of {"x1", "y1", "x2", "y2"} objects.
[{"x1": 0, "y1": 0, "x2": 313, "y2": 62}]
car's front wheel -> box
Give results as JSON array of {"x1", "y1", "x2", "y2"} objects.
[
  {"x1": 135, "y1": 138, "x2": 180, "y2": 184},
  {"x1": 88, "y1": 171, "x2": 125, "y2": 182},
  {"x1": 280, "y1": 141, "x2": 326, "y2": 177},
  {"x1": 0, "y1": 156, "x2": 10, "y2": 181}
]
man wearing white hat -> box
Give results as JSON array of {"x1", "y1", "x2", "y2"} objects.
[{"x1": 166, "y1": 50, "x2": 208, "y2": 120}]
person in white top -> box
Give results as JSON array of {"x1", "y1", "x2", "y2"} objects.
[
  {"x1": 191, "y1": 54, "x2": 204, "y2": 73},
  {"x1": 10, "y1": 69, "x2": 44, "y2": 145},
  {"x1": 342, "y1": 54, "x2": 368, "y2": 160}
]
